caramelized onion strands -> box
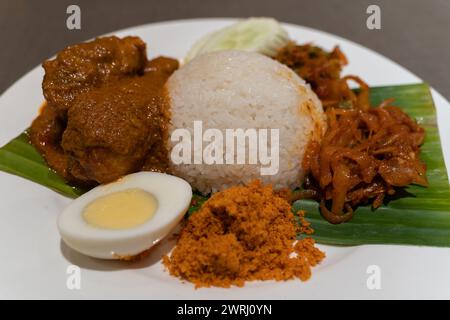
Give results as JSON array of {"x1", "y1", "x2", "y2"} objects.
[
  {"x1": 302, "y1": 98, "x2": 428, "y2": 224},
  {"x1": 276, "y1": 42, "x2": 428, "y2": 224}
]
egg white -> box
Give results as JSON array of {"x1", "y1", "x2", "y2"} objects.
[{"x1": 58, "y1": 172, "x2": 192, "y2": 259}]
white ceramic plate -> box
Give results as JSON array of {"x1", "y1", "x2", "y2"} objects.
[{"x1": 1, "y1": 18, "x2": 449, "y2": 299}]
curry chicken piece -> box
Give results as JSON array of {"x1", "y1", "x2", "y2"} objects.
[
  {"x1": 43, "y1": 36, "x2": 148, "y2": 117},
  {"x1": 30, "y1": 36, "x2": 179, "y2": 185},
  {"x1": 29, "y1": 104, "x2": 75, "y2": 182},
  {"x1": 62, "y1": 63, "x2": 174, "y2": 184}
]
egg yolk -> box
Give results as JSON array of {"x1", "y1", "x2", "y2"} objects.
[{"x1": 83, "y1": 188, "x2": 157, "y2": 230}]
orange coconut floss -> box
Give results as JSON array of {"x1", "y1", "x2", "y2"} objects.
[{"x1": 163, "y1": 180, "x2": 325, "y2": 288}]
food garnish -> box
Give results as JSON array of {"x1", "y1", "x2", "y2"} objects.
[
  {"x1": 185, "y1": 17, "x2": 289, "y2": 62},
  {"x1": 164, "y1": 180, "x2": 324, "y2": 287},
  {"x1": 302, "y1": 103, "x2": 428, "y2": 223},
  {"x1": 275, "y1": 42, "x2": 429, "y2": 223}
]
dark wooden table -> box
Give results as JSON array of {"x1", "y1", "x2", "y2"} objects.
[{"x1": 1, "y1": 0, "x2": 449, "y2": 99}]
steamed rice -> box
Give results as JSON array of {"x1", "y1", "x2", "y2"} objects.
[{"x1": 167, "y1": 50, "x2": 325, "y2": 194}]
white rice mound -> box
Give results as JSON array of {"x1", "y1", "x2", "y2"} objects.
[{"x1": 166, "y1": 50, "x2": 326, "y2": 194}]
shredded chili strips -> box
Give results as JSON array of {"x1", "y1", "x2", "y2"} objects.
[
  {"x1": 163, "y1": 180, "x2": 324, "y2": 288},
  {"x1": 276, "y1": 42, "x2": 428, "y2": 224}
]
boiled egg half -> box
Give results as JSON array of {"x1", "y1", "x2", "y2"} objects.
[{"x1": 58, "y1": 172, "x2": 192, "y2": 259}]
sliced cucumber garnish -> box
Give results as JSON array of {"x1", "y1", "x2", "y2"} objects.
[{"x1": 185, "y1": 17, "x2": 289, "y2": 62}]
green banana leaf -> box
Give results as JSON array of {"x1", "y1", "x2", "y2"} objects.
[
  {"x1": 0, "y1": 83, "x2": 449, "y2": 246},
  {"x1": 0, "y1": 132, "x2": 86, "y2": 198}
]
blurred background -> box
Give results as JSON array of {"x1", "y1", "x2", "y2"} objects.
[{"x1": 1, "y1": 0, "x2": 449, "y2": 99}]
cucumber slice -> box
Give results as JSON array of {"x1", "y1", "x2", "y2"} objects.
[
  {"x1": 184, "y1": 31, "x2": 215, "y2": 63},
  {"x1": 184, "y1": 17, "x2": 289, "y2": 62}
]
